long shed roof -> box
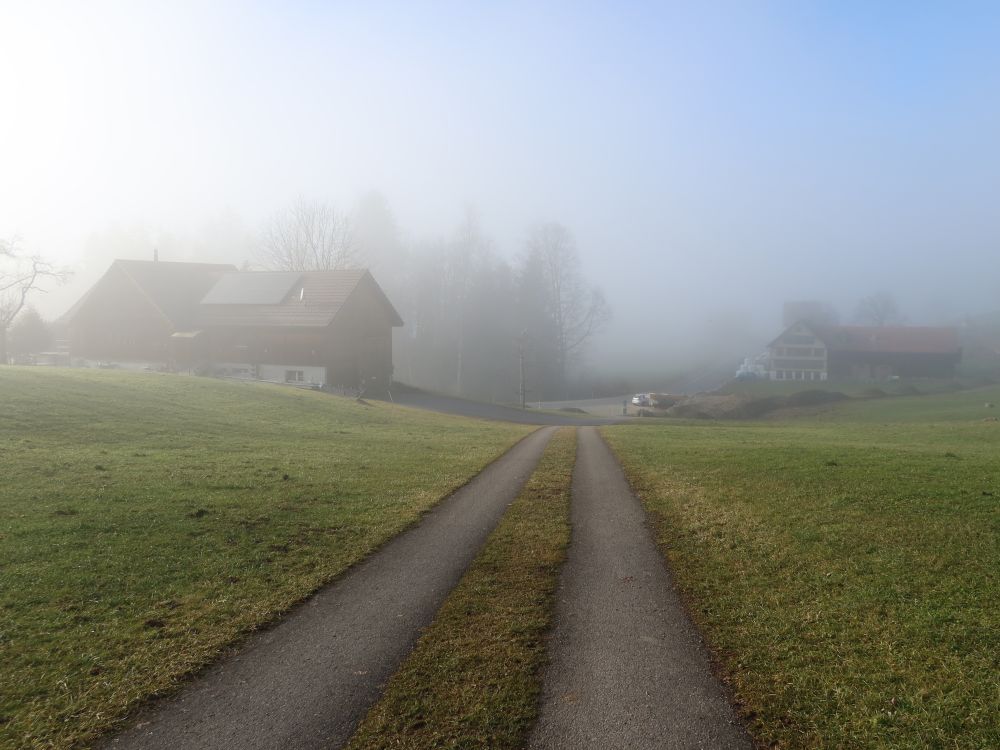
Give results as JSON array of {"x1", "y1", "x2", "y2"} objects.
[
  {"x1": 772, "y1": 321, "x2": 961, "y2": 355},
  {"x1": 116, "y1": 260, "x2": 237, "y2": 328},
  {"x1": 63, "y1": 261, "x2": 402, "y2": 331},
  {"x1": 61, "y1": 259, "x2": 237, "y2": 328},
  {"x1": 814, "y1": 325, "x2": 960, "y2": 354},
  {"x1": 197, "y1": 269, "x2": 403, "y2": 328}
]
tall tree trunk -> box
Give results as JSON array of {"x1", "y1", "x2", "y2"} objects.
[{"x1": 456, "y1": 326, "x2": 464, "y2": 396}]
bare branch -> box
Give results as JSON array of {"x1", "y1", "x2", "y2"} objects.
[
  {"x1": 1, "y1": 241, "x2": 66, "y2": 327},
  {"x1": 258, "y1": 197, "x2": 362, "y2": 271},
  {"x1": 524, "y1": 222, "x2": 611, "y2": 388},
  {"x1": 855, "y1": 291, "x2": 903, "y2": 326},
  {"x1": 1, "y1": 238, "x2": 68, "y2": 362}
]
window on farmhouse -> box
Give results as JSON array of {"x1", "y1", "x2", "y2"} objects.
[{"x1": 285, "y1": 370, "x2": 305, "y2": 383}]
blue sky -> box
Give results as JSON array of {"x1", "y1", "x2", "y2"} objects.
[{"x1": 2, "y1": 1, "x2": 999, "y2": 361}]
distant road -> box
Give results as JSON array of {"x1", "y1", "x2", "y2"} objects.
[
  {"x1": 533, "y1": 395, "x2": 631, "y2": 417},
  {"x1": 386, "y1": 391, "x2": 629, "y2": 425}
]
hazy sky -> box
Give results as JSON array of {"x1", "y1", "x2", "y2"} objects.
[{"x1": 3, "y1": 1, "x2": 999, "y2": 363}]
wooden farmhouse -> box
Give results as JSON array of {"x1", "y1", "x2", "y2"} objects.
[
  {"x1": 767, "y1": 321, "x2": 961, "y2": 381},
  {"x1": 65, "y1": 260, "x2": 403, "y2": 393}
]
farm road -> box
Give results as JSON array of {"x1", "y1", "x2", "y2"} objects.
[
  {"x1": 530, "y1": 427, "x2": 752, "y2": 750},
  {"x1": 105, "y1": 427, "x2": 556, "y2": 750},
  {"x1": 386, "y1": 390, "x2": 628, "y2": 425}
]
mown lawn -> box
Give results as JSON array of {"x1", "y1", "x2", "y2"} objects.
[
  {"x1": 0, "y1": 368, "x2": 532, "y2": 750},
  {"x1": 347, "y1": 427, "x2": 575, "y2": 750},
  {"x1": 603, "y1": 386, "x2": 1000, "y2": 749},
  {"x1": 718, "y1": 376, "x2": 990, "y2": 399}
]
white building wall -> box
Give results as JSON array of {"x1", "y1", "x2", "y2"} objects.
[
  {"x1": 76, "y1": 358, "x2": 165, "y2": 371},
  {"x1": 216, "y1": 362, "x2": 327, "y2": 387},
  {"x1": 257, "y1": 364, "x2": 327, "y2": 386}
]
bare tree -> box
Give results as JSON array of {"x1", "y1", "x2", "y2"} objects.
[
  {"x1": 259, "y1": 197, "x2": 360, "y2": 271},
  {"x1": 855, "y1": 291, "x2": 902, "y2": 326},
  {"x1": 783, "y1": 300, "x2": 840, "y2": 328},
  {"x1": 1, "y1": 238, "x2": 65, "y2": 363},
  {"x1": 525, "y1": 223, "x2": 611, "y2": 392}
]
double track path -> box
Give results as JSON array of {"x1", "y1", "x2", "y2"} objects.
[{"x1": 107, "y1": 426, "x2": 750, "y2": 750}]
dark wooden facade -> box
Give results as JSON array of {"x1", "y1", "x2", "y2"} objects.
[
  {"x1": 204, "y1": 284, "x2": 396, "y2": 390},
  {"x1": 65, "y1": 261, "x2": 402, "y2": 392}
]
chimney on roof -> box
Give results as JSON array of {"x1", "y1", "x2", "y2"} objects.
[{"x1": 153, "y1": 248, "x2": 159, "y2": 262}]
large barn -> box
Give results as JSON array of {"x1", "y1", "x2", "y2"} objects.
[
  {"x1": 767, "y1": 321, "x2": 962, "y2": 381},
  {"x1": 64, "y1": 260, "x2": 403, "y2": 393}
]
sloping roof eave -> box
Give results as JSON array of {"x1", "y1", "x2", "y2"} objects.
[
  {"x1": 770, "y1": 322, "x2": 961, "y2": 355},
  {"x1": 196, "y1": 269, "x2": 403, "y2": 329},
  {"x1": 360, "y1": 271, "x2": 404, "y2": 326},
  {"x1": 766, "y1": 320, "x2": 819, "y2": 349}
]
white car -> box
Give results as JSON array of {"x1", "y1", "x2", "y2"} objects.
[{"x1": 631, "y1": 393, "x2": 651, "y2": 406}]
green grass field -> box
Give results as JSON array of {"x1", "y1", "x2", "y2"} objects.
[
  {"x1": 718, "y1": 376, "x2": 991, "y2": 399},
  {"x1": 0, "y1": 368, "x2": 532, "y2": 750},
  {"x1": 603, "y1": 385, "x2": 1000, "y2": 749},
  {"x1": 347, "y1": 427, "x2": 575, "y2": 750},
  {"x1": 5, "y1": 367, "x2": 998, "y2": 749}
]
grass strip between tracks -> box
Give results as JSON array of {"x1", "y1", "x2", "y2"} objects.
[{"x1": 345, "y1": 427, "x2": 576, "y2": 750}]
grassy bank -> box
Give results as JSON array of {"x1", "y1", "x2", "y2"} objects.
[
  {"x1": 0, "y1": 368, "x2": 532, "y2": 749},
  {"x1": 346, "y1": 427, "x2": 576, "y2": 750},
  {"x1": 718, "y1": 376, "x2": 991, "y2": 399},
  {"x1": 603, "y1": 386, "x2": 1000, "y2": 749}
]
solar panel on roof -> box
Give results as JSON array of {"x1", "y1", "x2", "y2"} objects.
[{"x1": 201, "y1": 272, "x2": 303, "y2": 305}]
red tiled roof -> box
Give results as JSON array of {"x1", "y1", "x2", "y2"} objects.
[{"x1": 814, "y1": 325, "x2": 960, "y2": 354}]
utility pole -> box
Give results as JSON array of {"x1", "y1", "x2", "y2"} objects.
[{"x1": 518, "y1": 330, "x2": 527, "y2": 410}]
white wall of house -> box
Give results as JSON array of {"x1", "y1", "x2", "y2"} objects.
[
  {"x1": 215, "y1": 362, "x2": 327, "y2": 386},
  {"x1": 258, "y1": 364, "x2": 327, "y2": 386},
  {"x1": 215, "y1": 362, "x2": 256, "y2": 379},
  {"x1": 75, "y1": 358, "x2": 166, "y2": 371}
]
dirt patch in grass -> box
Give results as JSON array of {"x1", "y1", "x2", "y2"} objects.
[{"x1": 664, "y1": 390, "x2": 846, "y2": 420}]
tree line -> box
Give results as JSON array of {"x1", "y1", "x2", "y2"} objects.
[
  {"x1": 260, "y1": 196, "x2": 610, "y2": 402},
  {"x1": 1, "y1": 198, "x2": 611, "y2": 401}
]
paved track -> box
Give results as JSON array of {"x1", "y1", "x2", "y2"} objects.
[
  {"x1": 529, "y1": 427, "x2": 752, "y2": 750},
  {"x1": 106, "y1": 427, "x2": 555, "y2": 750},
  {"x1": 386, "y1": 391, "x2": 628, "y2": 425}
]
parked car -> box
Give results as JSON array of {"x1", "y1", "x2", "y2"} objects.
[{"x1": 631, "y1": 393, "x2": 651, "y2": 406}]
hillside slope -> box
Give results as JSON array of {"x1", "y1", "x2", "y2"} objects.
[
  {"x1": 603, "y1": 386, "x2": 1000, "y2": 748},
  {"x1": 0, "y1": 368, "x2": 531, "y2": 749}
]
